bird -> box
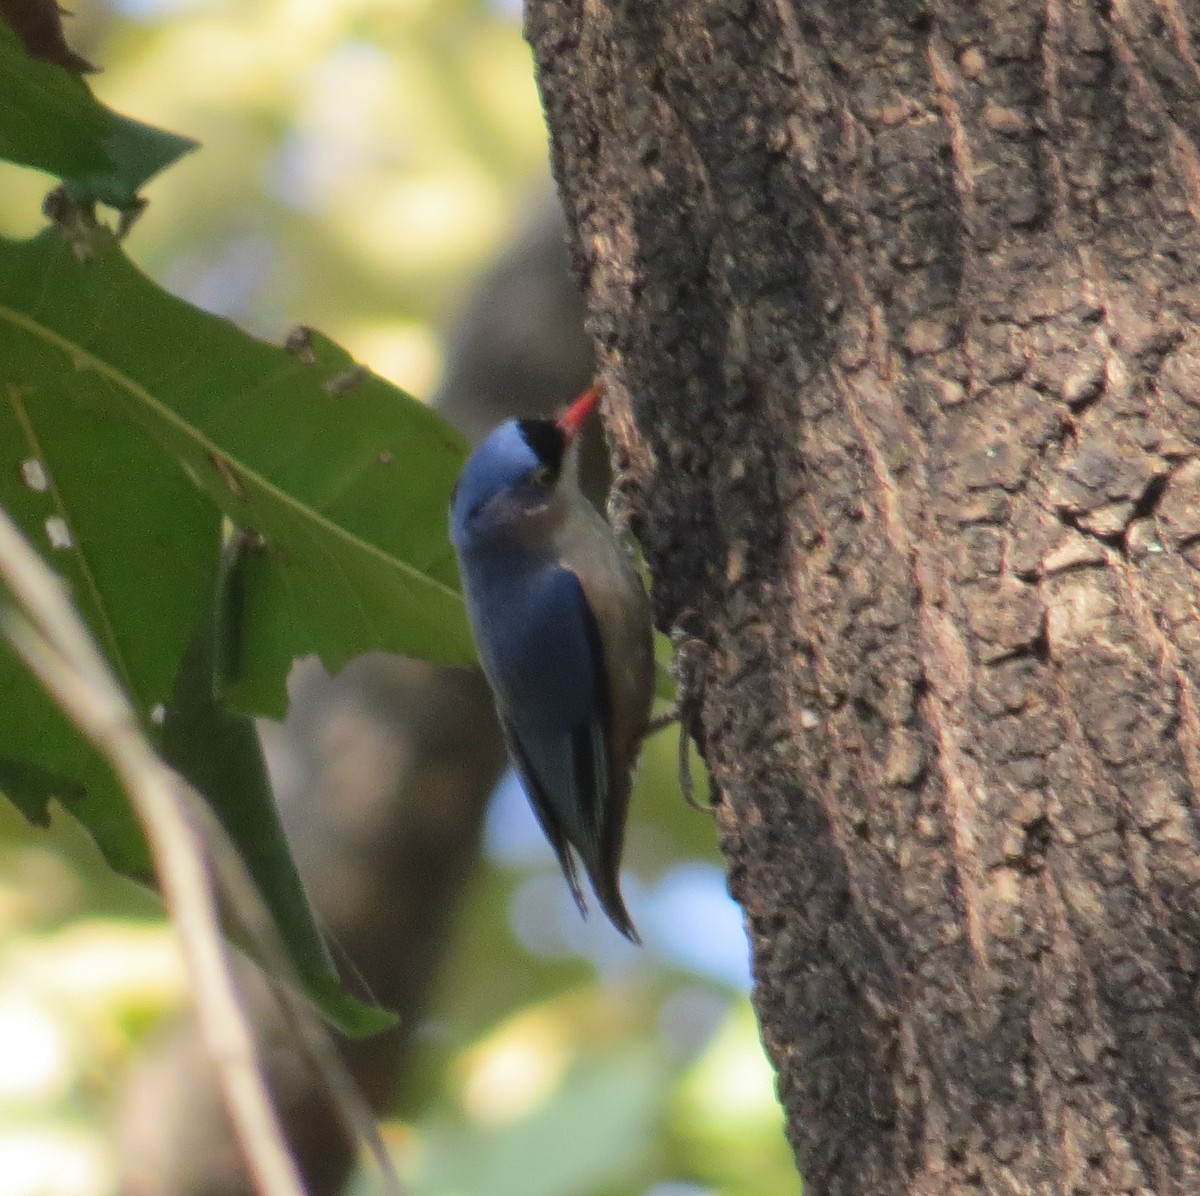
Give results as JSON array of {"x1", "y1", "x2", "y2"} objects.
[{"x1": 449, "y1": 385, "x2": 655, "y2": 941}]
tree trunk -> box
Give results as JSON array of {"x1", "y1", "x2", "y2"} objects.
[{"x1": 527, "y1": 1, "x2": 1200, "y2": 1192}]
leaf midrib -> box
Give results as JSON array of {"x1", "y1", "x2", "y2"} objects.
[{"x1": 0, "y1": 301, "x2": 465, "y2": 608}]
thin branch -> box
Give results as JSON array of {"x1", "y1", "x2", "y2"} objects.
[
  {"x1": 0, "y1": 507, "x2": 306, "y2": 1196},
  {"x1": 186, "y1": 793, "x2": 406, "y2": 1196}
]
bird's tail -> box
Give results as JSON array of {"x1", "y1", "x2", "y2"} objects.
[
  {"x1": 580, "y1": 817, "x2": 641, "y2": 944},
  {"x1": 587, "y1": 862, "x2": 641, "y2": 944}
]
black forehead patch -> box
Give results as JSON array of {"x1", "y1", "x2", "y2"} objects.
[{"x1": 516, "y1": 419, "x2": 566, "y2": 474}]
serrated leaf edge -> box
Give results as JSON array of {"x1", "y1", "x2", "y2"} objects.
[{"x1": 0, "y1": 299, "x2": 467, "y2": 611}]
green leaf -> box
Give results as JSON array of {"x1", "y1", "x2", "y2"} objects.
[
  {"x1": 305, "y1": 976, "x2": 398, "y2": 1038},
  {"x1": 0, "y1": 752, "x2": 84, "y2": 826},
  {"x1": 0, "y1": 634, "x2": 150, "y2": 875},
  {"x1": 0, "y1": 225, "x2": 468, "y2": 1032},
  {"x1": 161, "y1": 564, "x2": 396, "y2": 1037},
  {"x1": 0, "y1": 226, "x2": 467, "y2": 1029},
  {"x1": 0, "y1": 19, "x2": 197, "y2": 208},
  {"x1": 0, "y1": 230, "x2": 475, "y2": 720},
  {"x1": 68, "y1": 113, "x2": 199, "y2": 211},
  {"x1": 0, "y1": 354, "x2": 218, "y2": 875}
]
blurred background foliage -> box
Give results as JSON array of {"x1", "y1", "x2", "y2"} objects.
[{"x1": 0, "y1": 1, "x2": 795, "y2": 1193}]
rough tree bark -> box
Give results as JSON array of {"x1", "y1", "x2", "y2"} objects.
[{"x1": 528, "y1": 1, "x2": 1200, "y2": 1192}]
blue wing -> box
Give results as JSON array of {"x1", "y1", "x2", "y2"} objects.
[{"x1": 471, "y1": 561, "x2": 637, "y2": 939}]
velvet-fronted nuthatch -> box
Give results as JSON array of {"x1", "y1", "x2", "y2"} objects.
[{"x1": 449, "y1": 387, "x2": 654, "y2": 941}]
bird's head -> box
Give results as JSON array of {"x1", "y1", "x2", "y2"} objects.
[{"x1": 450, "y1": 386, "x2": 600, "y2": 549}]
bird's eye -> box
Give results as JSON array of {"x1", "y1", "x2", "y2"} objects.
[{"x1": 527, "y1": 465, "x2": 553, "y2": 488}]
